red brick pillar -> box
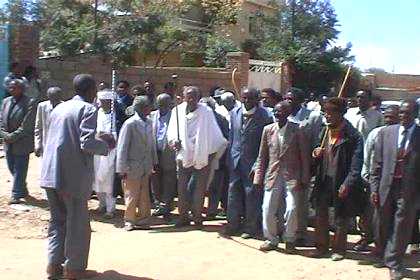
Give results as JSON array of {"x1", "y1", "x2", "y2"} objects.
[
  {"x1": 226, "y1": 52, "x2": 249, "y2": 95},
  {"x1": 10, "y1": 24, "x2": 39, "y2": 69}
]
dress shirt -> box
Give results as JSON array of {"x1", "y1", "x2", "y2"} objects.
[
  {"x1": 345, "y1": 107, "x2": 383, "y2": 141},
  {"x1": 156, "y1": 111, "x2": 171, "y2": 151},
  {"x1": 398, "y1": 123, "x2": 416, "y2": 150}
]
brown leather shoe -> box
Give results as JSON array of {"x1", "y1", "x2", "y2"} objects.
[
  {"x1": 46, "y1": 264, "x2": 63, "y2": 280},
  {"x1": 63, "y1": 269, "x2": 98, "y2": 279}
]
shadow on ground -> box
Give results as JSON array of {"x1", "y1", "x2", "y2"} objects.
[{"x1": 93, "y1": 270, "x2": 156, "y2": 280}]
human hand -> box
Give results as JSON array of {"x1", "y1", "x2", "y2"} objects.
[
  {"x1": 153, "y1": 164, "x2": 160, "y2": 174},
  {"x1": 312, "y1": 147, "x2": 325, "y2": 159},
  {"x1": 172, "y1": 140, "x2": 182, "y2": 152},
  {"x1": 370, "y1": 192, "x2": 379, "y2": 207},
  {"x1": 100, "y1": 133, "x2": 116, "y2": 149},
  {"x1": 294, "y1": 181, "x2": 304, "y2": 192},
  {"x1": 34, "y1": 148, "x2": 42, "y2": 157},
  {"x1": 338, "y1": 185, "x2": 349, "y2": 199},
  {"x1": 119, "y1": 173, "x2": 127, "y2": 180}
]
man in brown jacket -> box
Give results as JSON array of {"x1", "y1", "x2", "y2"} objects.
[{"x1": 253, "y1": 101, "x2": 310, "y2": 252}]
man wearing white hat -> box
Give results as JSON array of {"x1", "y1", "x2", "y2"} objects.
[{"x1": 93, "y1": 89, "x2": 118, "y2": 218}]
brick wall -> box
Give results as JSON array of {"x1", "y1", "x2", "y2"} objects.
[
  {"x1": 38, "y1": 53, "x2": 251, "y2": 100},
  {"x1": 374, "y1": 73, "x2": 420, "y2": 90},
  {"x1": 10, "y1": 24, "x2": 39, "y2": 69}
]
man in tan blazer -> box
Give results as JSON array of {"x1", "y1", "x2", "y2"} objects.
[{"x1": 253, "y1": 100, "x2": 310, "y2": 252}]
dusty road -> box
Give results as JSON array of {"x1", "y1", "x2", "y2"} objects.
[{"x1": 0, "y1": 155, "x2": 419, "y2": 280}]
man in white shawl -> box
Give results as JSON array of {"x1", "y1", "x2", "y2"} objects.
[
  {"x1": 93, "y1": 89, "x2": 117, "y2": 218},
  {"x1": 167, "y1": 86, "x2": 227, "y2": 227}
]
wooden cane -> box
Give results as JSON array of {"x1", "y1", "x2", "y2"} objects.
[
  {"x1": 319, "y1": 65, "x2": 352, "y2": 149},
  {"x1": 232, "y1": 68, "x2": 239, "y2": 99}
]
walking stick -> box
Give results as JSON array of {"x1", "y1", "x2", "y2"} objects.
[
  {"x1": 172, "y1": 74, "x2": 180, "y2": 143},
  {"x1": 319, "y1": 65, "x2": 352, "y2": 149}
]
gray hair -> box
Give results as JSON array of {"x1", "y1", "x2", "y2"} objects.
[
  {"x1": 221, "y1": 91, "x2": 235, "y2": 101},
  {"x1": 156, "y1": 93, "x2": 172, "y2": 104},
  {"x1": 9, "y1": 78, "x2": 27, "y2": 91},
  {"x1": 183, "y1": 86, "x2": 201, "y2": 98},
  {"x1": 200, "y1": 96, "x2": 217, "y2": 110}
]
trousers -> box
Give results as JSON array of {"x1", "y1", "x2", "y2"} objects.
[{"x1": 45, "y1": 188, "x2": 91, "y2": 271}]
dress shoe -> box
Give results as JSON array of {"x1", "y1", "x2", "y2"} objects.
[
  {"x1": 309, "y1": 250, "x2": 330, "y2": 258},
  {"x1": 373, "y1": 262, "x2": 386, "y2": 268},
  {"x1": 104, "y1": 212, "x2": 114, "y2": 219},
  {"x1": 63, "y1": 269, "x2": 98, "y2": 280},
  {"x1": 389, "y1": 268, "x2": 403, "y2": 280},
  {"x1": 353, "y1": 238, "x2": 372, "y2": 252},
  {"x1": 285, "y1": 242, "x2": 296, "y2": 254},
  {"x1": 295, "y1": 238, "x2": 307, "y2": 247},
  {"x1": 259, "y1": 240, "x2": 277, "y2": 252},
  {"x1": 124, "y1": 222, "x2": 135, "y2": 231},
  {"x1": 47, "y1": 264, "x2": 63, "y2": 280},
  {"x1": 331, "y1": 253, "x2": 345, "y2": 261},
  {"x1": 409, "y1": 244, "x2": 420, "y2": 255},
  {"x1": 219, "y1": 225, "x2": 239, "y2": 236},
  {"x1": 174, "y1": 219, "x2": 191, "y2": 228},
  {"x1": 8, "y1": 198, "x2": 22, "y2": 205},
  {"x1": 241, "y1": 233, "x2": 253, "y2": 239},
  {"x1": 193, "y1": 219, "x2": 203, "y2": 228}
]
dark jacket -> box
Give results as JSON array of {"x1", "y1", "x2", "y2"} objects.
[
  {"x1": 229, "y1": 106, "x2": 273, "y2": 174},
  {"x1": 0, "y1": 95, "x2": 37, "y2": 155},
  {"x1": 312, "y1": 120, "x2": 365, "y2": 218}
]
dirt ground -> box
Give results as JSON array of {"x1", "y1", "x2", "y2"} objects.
[{"x1": 1, "y1": 154, "x2": 419, "y2": 280}]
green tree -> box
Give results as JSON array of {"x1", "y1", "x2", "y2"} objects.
[
  {"x1": 246, "y1": 0, "x2": 356, "y2": 93},
  {"x1": 204, "y1": 34, "x2": 238, "y2": 67},
  {"x1": 0, "y1": 0, "x2": 39, "y2": 24}
]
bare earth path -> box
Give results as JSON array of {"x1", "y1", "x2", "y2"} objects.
[{"x1": 1, "y1": 155, "x2": 419, "y2": 280}]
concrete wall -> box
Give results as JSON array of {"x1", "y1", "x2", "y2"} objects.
[{"x1": 37, "y1": 52, "x2": 252, "y2": 100}]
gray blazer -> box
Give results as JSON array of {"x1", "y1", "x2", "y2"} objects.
[
  {"x1": 370, "y1": 124, "x2": 420, "y2": 206},
  {"x1": 0, "y1": 95, "x2": 37, "y2": 155},
  {"x1": 116, "y1": 113, "x2": 158, "y2": 180},
  {"x1": 150, "y1": 110, "x2": 176, "y2": 171},
  {"x1": 40, "y1": 95, "x2": 108, "y2": 200}
]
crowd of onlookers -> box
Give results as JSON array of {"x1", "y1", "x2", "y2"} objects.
[{"x1": 1, "y1": 68, "x2": 420, "y2": 280}]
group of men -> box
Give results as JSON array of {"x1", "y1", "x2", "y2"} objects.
[{"x1": 1, "y1": 71, "x2": 419, "y2": 280}]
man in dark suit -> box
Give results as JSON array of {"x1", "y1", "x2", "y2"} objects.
[
  {"x1": 0, "y1": 79, "x2": 36, "y2": 204},
  {"x1": 223, "y1": 87, "x2": 273, "y2": 238},
  {"x1": 370, "y1": 99, "x2": 420, "y2": 280}
]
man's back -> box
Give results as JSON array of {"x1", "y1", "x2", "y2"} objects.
[{"x1": 41, "y1": 95, "x2": 107, "y2": 199}]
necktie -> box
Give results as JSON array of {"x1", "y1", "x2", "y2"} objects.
[{"x1": 399, "y1": 129, "x2": 409, "y2": 155}]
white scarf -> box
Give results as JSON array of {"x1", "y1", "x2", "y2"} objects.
[{"x1": 167, "y1": 103, "x2": 227, "y2": 170}]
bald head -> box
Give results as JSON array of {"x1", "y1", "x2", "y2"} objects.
[
  {"x1": 157, "y1": 93, "x2": 172, "y2": 115},
  {"x1": 73, "y1": 74, "x2": 96, "y2": 103},
  {"x1": 47, "y1": 87, "x2": 63, "y2": 105},
  {"x1": 241, "y1": 87, "x2": 260, "y2": 110}
]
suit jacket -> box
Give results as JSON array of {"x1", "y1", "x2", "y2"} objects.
[
  {"x1": 229, "y1": 106, "x2": 273, "y2": 174},
  {"x1": 370, "y1": 124, "x2": 420, "y2": 207},
  {"x1": 40, "y1": 95, "x2": 108, "y2": 200},
  {"x1": 0, "y1": 95, "x2": 36, "y2": 155},
  {"x1": 116, "y1": 113, "x2": 158, "y2": 180},
  {"x1": 34, "y1": 100, "x2": 55, "y2": 154},
  {"x1": 150, "y1": 110, "x2": 176, "y2": 171},
  {"x1": 253, "y1": 121, "x2": 310, "y2": 189}
]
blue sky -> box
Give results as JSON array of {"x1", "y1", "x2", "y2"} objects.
[
  {"x1": 1, "y1": 0, "x2": 419, "y2": 74},
  {"x1": 331, "y1": 0, "x2": 420, "y2": 74}
]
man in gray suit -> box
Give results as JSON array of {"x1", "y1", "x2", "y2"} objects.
[
  {"x1": 34, "y1": 87, "x2": 63, "y2": 158},
  {"x1": 254, "y1": 101, "x2": 310, "y2": 252},
  {"x1": 150, "y1": 93, "x2": 177, "y2": 218},
  {"x1": 224, "y1": 87, "x2": 273, "y2": 238},
  {"x1": 40, "y1": 74, "x2": 112, "y2": 280},
  {"x1": 370, "y1": 100, "x2": 420, "y2": 280},
  {"x1": 0, "y1": 79, "x2": 36, "y2": 204}
]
